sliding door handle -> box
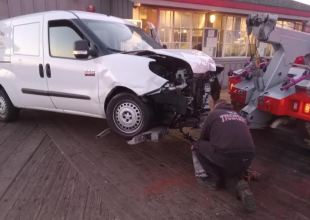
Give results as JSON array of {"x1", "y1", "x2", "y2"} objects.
[
  {"x1": 39, "y1": 64, "x2": 44, "y2": 78},
  {"x1": 46, "y1": 63, "x2": 51, "y2": 78}
]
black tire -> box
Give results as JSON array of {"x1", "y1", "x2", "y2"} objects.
[
  {"x1": 0, "y1": 89, "x2": 19, "y2": 122},
  {"x1": 296, "y1": 120, "x2": 310, "y2": 149},
  {"x1": 106, "y1": 93, "x2": 151, "y2": 138},
  {"x1": 210, "y1": 76, "x2": 221, "y2": 102}
]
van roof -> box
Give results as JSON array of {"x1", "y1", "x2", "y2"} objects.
[
  {"x1": 72, "y1": 11, "x2": 134, "y2": 25},
  {"x1": 0, "y1": 10, "x2": 135, "y2": 26}
]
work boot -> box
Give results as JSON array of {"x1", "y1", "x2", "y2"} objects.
[{"x1": 236, "y1": 180, "x2": 256, "y2": 213}]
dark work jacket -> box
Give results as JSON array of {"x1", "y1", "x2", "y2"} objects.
[{"x1": 199, "y1": 103, "x2": 255, "y2": 155}]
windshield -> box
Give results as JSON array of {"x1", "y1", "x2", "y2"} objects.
[{"x1": 82, "y1": 20, "x2": 162, "y2": 52}]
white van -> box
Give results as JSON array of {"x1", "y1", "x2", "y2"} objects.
[{"x1": 0, "y1": 11, "x2": 221, "y2": 138}]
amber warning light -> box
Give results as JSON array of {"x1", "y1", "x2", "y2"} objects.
[{"x1": 304, "y1": 103, "x2": 310, "y2": 114}]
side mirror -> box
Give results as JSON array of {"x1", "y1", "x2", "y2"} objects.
[{"x1": 73, "y1": 40, "x2": 89, "y2": 59}]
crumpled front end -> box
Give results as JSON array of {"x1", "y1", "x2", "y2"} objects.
[
  {"x1": 153, "y1": 49, "x2": 217, "y2": 74},
  {"x1": 129, "y1": 50, "x2": 222, "y2": 129}
]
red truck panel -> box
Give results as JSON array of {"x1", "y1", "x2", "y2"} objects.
[{"x1": 257, "y1": 91, "x2": 310, "y2": 121}]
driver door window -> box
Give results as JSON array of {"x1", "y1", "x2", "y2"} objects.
[{"x1": 49, "y1": 22, "x2": 83, "y2": 58}]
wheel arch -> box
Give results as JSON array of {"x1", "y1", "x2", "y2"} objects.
[
  {"x1": 0, "y1": 84, "x2": 9, "y2": 96},
  {"x1": 104, "y1": 86, "x2": 137, "y2": 112}
]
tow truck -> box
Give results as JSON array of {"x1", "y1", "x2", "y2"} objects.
[{"x1": 228, "y1": 14, "x2": 310, "y2": 148}]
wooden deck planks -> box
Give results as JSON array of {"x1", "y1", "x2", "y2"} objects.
[
  {"x1": 4, "y1": 139, "x2": 58, "y2": 220},
  {"x1": 0, "y1": 122, "x2": 116, "y2": 220},
  {"x1": 0, "y1": 111, "x2": 309, "y2": 219},
  {"x1": 0, "y1": 127, "x2": 45, "y2": 199},
  {"x1": 44, "y1": 113, "x2": 251, "y2": 219},
  {"x1": 51, "y1": 168, "x2": 78, "y2": 220},
  {"x1": 49, "y1": 113, "x2": 310, "y2": 220},
  {"x1": 0, "y1": 136, "x2": 55, "y2": 220},
  {"x1": 65, "y1": 174, "x2": 91, "y2": 220},
  {"x1": 34, "y1": 153, "x2": 74, "y2": 220},
  {"x1": 82, "y1": 189, "x2": 117, "y2": 220},
  {"x1": 39, "y1": 119, "x2": 147, "y2": 220}
]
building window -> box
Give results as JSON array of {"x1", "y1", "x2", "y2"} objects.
[
  {"x1": 159, "y1": 10, "x2": 173, "y2": 48},
  {"x1": 218, "y1": 16, "x2": 253, "y2": 57},
  {"x1": 192, "y1": 13, "x2": 205, "y2": 50},
  {"x1": 139, "y1": 7, "x2": 158, "y2": 32},
  {"x1": 277, "y1": 20, "x2": 303, "y2": 31},
  {"x1": 173, "y1": 11, "x2": 192, "y2": 49},
  {"x1": 158, "y1": 10, "x2": 206, "y2": 49}
]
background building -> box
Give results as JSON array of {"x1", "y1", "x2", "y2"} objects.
[
  {"x1": 132, "y1": 0, "x2": 310, "y2": 56},
  {"x1": 131, "y1": 0, "x2": 310, "y2": 86}
]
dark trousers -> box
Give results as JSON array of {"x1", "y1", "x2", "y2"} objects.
[{"x1": 195, "y1": 140, "x2": 254, "y2": 188}]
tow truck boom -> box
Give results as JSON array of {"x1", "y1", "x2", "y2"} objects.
[{"x1": 239, "y1": 14, "x2": 310, "y2": 128}]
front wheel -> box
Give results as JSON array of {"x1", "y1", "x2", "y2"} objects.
[{"x1": 106, "y1": 93, "x2": 151, "y2": 138}]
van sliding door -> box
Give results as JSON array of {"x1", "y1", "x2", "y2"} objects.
[{"x1": 11, "y1": 15, "x2": 54, "y2": 110}]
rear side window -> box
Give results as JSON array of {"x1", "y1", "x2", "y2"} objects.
[
  {"x1": 49, "y1": 21, "x2": 83, "y2": 58},
  {"x1": 13, "y1": 22, "x2": 40, "y2": 56},
  {"x1": 0, "y1": 21, "x2": 11, "y2": 62}
]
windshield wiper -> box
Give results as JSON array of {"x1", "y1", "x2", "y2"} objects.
[
  {"x1": 106, "y1": 47, "x2": 124, "y2": 53},
  {"x1": 105, "y1": 47, "x2": 148, "y2": 54}
]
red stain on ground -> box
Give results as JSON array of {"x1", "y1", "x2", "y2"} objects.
[{"x1": 144, "y1": 175, "x2": 196, "y2": 195}]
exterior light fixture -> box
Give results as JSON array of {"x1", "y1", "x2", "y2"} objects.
[
  {"x1": 133, "y1": 1, "x2": 141, "y2": 7},
  {"x1": 210, "y1": 14, "x2": 216, "y2": 24},
  {"x1": 87, "y1": 4, "x2": 96, "y2": 12}
]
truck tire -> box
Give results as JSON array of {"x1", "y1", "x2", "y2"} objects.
[
  {"x1": 0, "y1": 89, "x2": 19, "y2": 122},
  {"x1": 106, "y1": 93, "x2": 151, "y2": 138},
  {"x1": 296, "y1": 120, "x2": 310, "y2": 149}
]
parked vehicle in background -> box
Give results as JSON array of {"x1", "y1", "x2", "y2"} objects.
[
  {"x1": 229, "y1": 14, "x2": 310, "y2": 148},
  {"x1": 0, "y1": 11, "x2": 223, "y2": 139}
]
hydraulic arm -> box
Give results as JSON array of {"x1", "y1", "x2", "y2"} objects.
[{"x1": 240, "y1": 14, "x2": 310, "y2": 128}]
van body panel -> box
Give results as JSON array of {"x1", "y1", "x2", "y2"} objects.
[{"x1": 10, "y1": 14, "x2": 55, "y2": 109}]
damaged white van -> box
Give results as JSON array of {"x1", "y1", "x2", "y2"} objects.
[{"x1": 0, "y1": 11, "x2": 222, "y2": 138}]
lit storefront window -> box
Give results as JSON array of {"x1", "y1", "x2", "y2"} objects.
[
  {"x1": 277, "y1": 20, "x2": 303, "y2": 31},
  {"x1": 159, "y1": 10, "x2": 206, "y2": 49},
  {"x1": 218, "y1": 16, "x2": 254, "y2": 57},
  {"x1": 173, "y1": 11, "x2": 192, "y2": 49},
  {"x1": 133, "y1": 6, "x2": 305, "y2": 58},
  {"x1": 192, "y1": 13, "x2": 205, "y2": 50},
  {"x1": 159, "y1": 10, "x2": 174, "y2": 48},
  {"x1": 159, "y1": 10, "x2": 206, "y2": 50}
]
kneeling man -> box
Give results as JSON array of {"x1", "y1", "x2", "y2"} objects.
[{"x1": 193, "y1": 99, "x2": 256, "y2": 212}]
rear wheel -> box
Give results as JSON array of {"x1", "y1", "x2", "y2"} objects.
[
  {"x1": 296, "y1": 120, "x2": 310, "y2": 149},
  {"x1": 106, "y1": 93, "x2": 151, "y2": 138},
  {"x1": 0, "y1": 89, "x2": 19, "y2": 122}
]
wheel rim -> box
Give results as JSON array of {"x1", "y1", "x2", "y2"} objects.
[
  {"x1": 113, "y1": 101, "x2": 142, "y2": 134},
  {"x1": 0, "y1": 96, "x2": 7, "y2": 116}
]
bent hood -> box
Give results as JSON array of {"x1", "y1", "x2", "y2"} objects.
[{"x1": 152, "y1": 49, "x2": 217, "y2": 73}]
